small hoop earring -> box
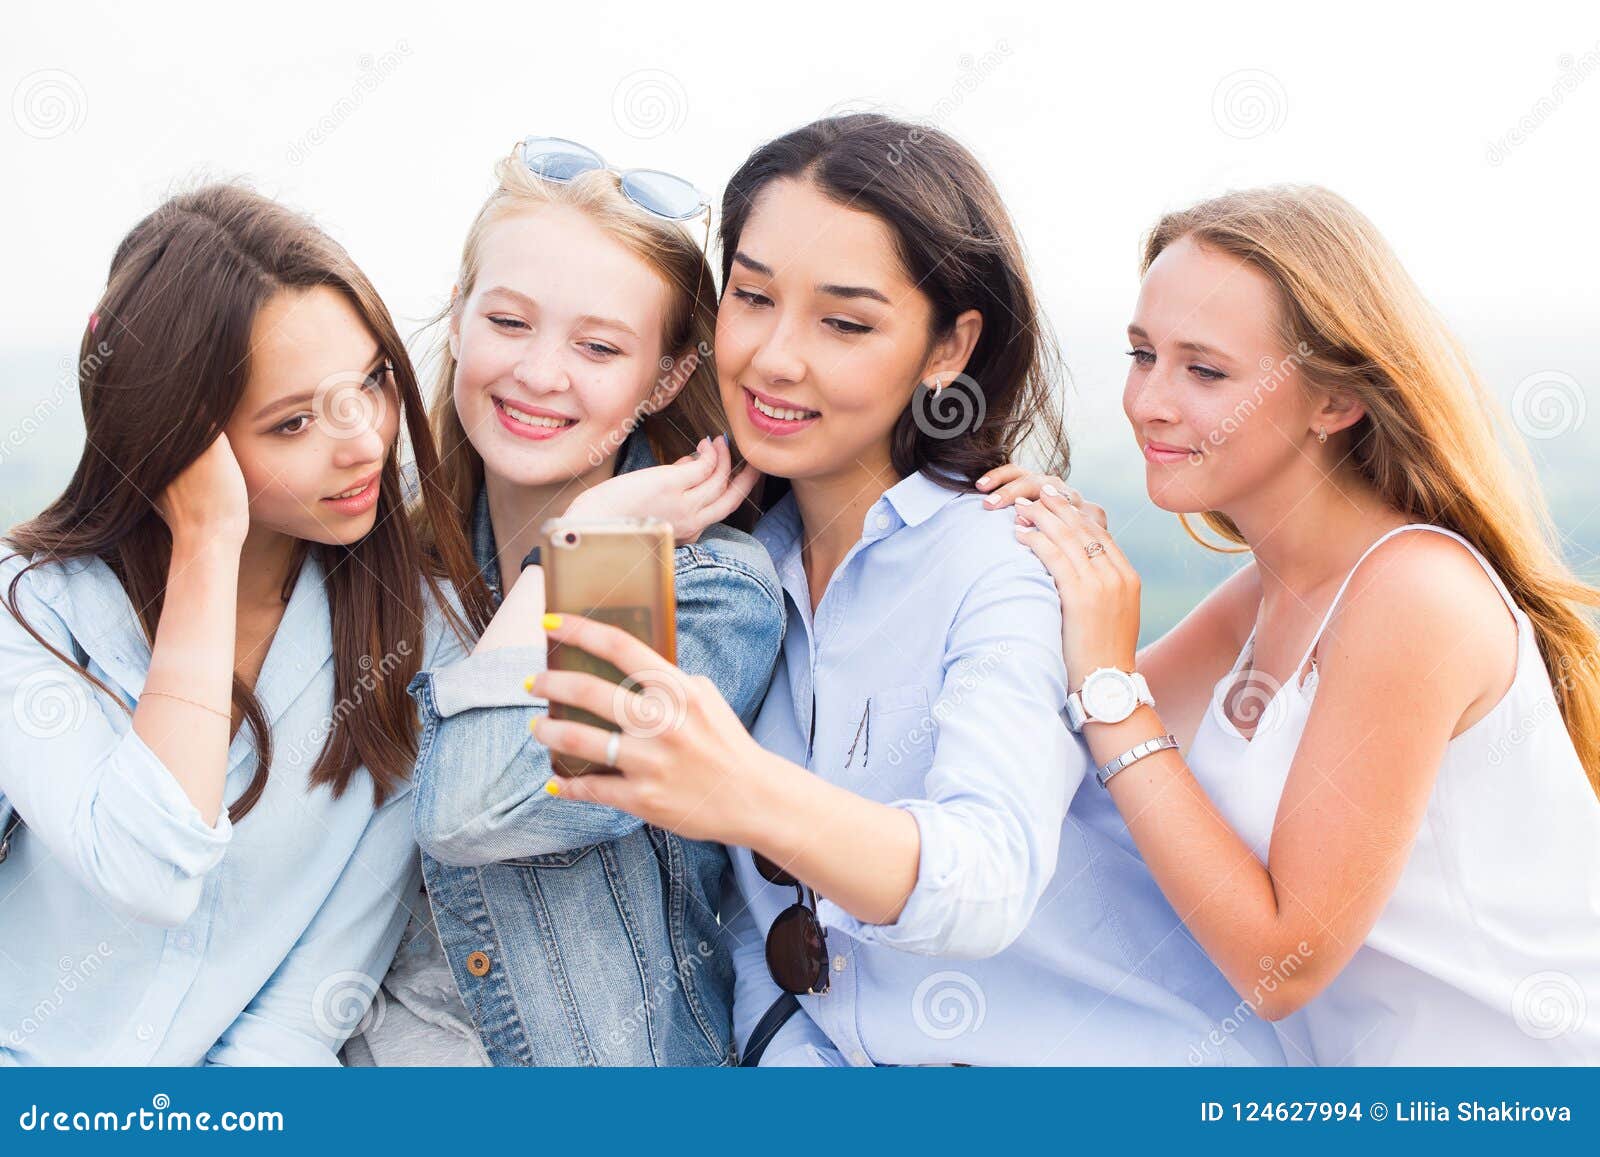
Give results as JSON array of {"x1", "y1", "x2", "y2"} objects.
[{"x1": 1317, "y1": 426, "x2": 1328, "y2": 445}]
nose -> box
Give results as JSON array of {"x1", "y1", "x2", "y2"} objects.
[
  {"x1": 1124, "y1": 358, "x2": 1182, "y2": 430},
  {"x1": 332, "y1": 419, "x2": 387, "y2": 469},
  {"x1": 513, "y1": 333, "x2": 572, "y2": 395},
  {"x1": 748, "y1": 309, "x2": 807, "y2": 387}
]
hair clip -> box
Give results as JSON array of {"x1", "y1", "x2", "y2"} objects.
[{"x1": 88, "y1": 311, "x2": 100, "y2": 334}]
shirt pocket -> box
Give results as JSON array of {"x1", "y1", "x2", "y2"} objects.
[
  {"x1": 502, "y1": 842, "x2": 604, "y2": 869},
  {"x1": 859, "y1": 682, "x2": 937, "y2": 778}
]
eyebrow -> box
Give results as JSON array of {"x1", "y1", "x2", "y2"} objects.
[
  {"x1": 481, "y1": 286, "x2": 636, "y2": 339},
  {"x1": 733, "y1": 251, "x2": 891, "y2": 306},
  {"x1": 1127, "y1": 325, "x2": 1233, "y2": 362},
  {"x1": 253, "y1": 346, "x2": 385, "y2": 422}
]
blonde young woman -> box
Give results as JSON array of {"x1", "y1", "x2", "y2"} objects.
[
  {"x1": 989, "y1": 186, "x2": 1600, "y2": 1065},
  {"x1": 341, "y1": 140, "x2": 783, "y2": 1067}
]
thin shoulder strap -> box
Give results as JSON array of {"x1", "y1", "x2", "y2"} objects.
[{"x1": 1293, "y1": 523, "x2": 1516, "y2": 675}]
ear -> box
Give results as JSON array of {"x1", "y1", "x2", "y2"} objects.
[
  {"x1": 920, "y1": 309, "x2": 983, "y2": 391},
  {"x1": 1313, "y1": 389, "x2": 1366, "y2": 437},
  {"x1": 447, "y1": 285, "x2": 462, "y2": 362},
  {"x1": 640, "y1": 346, "x2": 699, "y2": 415}
]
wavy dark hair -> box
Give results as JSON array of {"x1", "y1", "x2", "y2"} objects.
[
  {"x1": 718, "y1": 112, "x2": 1067, "y2": 494},
  {"x1": 3, "y1": 183, "x2": 492, "y2": 820}
]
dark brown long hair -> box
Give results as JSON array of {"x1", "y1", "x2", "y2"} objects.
[
  {"x1": 3, "y1": 183, "x2": 491, "y2": 820},
  {"x1": 718, "y1": 113, "x2": 1068, "y2": 495}
]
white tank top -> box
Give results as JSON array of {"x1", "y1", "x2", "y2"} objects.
[{"x1": 1186, "y1": 524, "x2": 1600, "y2": 1065}]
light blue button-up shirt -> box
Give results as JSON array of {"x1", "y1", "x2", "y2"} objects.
[
  {"x1": 0, "y1": 549, "x2": 464, "y2": 1065},
  {"x1": 726, "y1": 472, "x2": 1285, "y2": 1066}
]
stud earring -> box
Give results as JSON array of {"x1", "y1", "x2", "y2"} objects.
[{"x1": 1317, "y1": 426, "x2": 1328, "y2": 445}]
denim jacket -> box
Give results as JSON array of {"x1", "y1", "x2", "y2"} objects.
[{"x1": 408, "y1": 431, "x2": 784, "y2": 1065}]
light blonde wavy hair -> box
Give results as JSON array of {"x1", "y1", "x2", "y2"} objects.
[
  {"x1": 1146, "y1": 185, "x2": 1600, "y2": 799},
  {"x1": 416, "y1": 151, "x2": 751, "y2": 544}
]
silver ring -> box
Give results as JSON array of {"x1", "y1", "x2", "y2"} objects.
[
  {"x1": 1084, "y1": 541, "x2": 1106, "y2": 560},
  {"x1": 604, "y1": 731, "x2": 622, "y2": 767}
]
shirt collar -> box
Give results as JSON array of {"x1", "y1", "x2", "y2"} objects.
[{"x1": 754, "y1": 470, "x2": 967, "y2": 565}]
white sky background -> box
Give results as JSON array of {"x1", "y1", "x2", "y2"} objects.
[{"x1": 4, "y1": 0, "x2": 1598, "y2": 555}]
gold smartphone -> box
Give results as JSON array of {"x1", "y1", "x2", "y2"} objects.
[{"x1": 540, "y1": 517, "x2": 676, "y2": 776}]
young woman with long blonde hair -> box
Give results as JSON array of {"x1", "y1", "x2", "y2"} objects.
[{"x1": 989, "y1": 185, "x2": 1600, "y2": 1065}]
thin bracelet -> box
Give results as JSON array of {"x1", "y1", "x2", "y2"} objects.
[
  {"x1": 1097, "y1": 733, "x2": 1179, "y2": 789},
  {"x1": 141, "y1": 689, "x2": 232, "y2": 722}
]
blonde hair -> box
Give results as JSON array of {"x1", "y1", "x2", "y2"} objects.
[
  {"x1": 418, "y1": 153, "x2": 748, "y2": 540},
  {"x1": 1146, "y1": 185, "x2": 1600, "y2": 798}
]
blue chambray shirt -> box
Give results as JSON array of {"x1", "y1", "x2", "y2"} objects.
[
  {"x1": 0, "y1": 550, "x2": 467, "y2": 1065},
  {"x1": 725, "y1": 472, "x2": 1286, "y2": 1067}
]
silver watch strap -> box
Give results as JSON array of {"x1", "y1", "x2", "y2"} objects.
[{"x1": 1096, "y1": 733, "x2": 1179, "y2": 788}]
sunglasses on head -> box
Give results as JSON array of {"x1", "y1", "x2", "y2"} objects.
[
  {"x1": 516, "y1": 135, "x2": 710, "y2": 223},
  {"x1": 752, "y1": 850, "x2": 830, "y2": 996}
]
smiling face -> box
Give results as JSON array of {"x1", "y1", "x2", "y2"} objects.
[
  {"x1": 449, "y1": 206, "x2": 672, "y2": 490},
  {"x1": 1123, "y1": 234, "x2": 1333, "y2": 515},
  {"x1": 223, "y1": 285, "x2": 399, "y2": 546},
  {"x1": 716, "y1": 177, "x2": 958, "y2": 485}
]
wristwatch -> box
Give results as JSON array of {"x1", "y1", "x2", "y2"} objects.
[{"x1": 1065, "y1": 667, "x2": 1154, "y2": 732}]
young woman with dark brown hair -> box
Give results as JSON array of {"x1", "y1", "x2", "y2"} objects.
[{"x1": 0, "y1": 183, "x2": 488, "y2": 1064}]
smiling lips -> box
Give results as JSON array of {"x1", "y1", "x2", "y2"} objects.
[
  {"x1": 743, "y1": 385, "x2": 820, "y2": 436},
  {"x1": 321, "y1": 470, "x2": 381, "y2": 516},
  {"x1": 494, "y1": 396, "x2": 578, "y2": 441},
  {"x1": 1144, "y1": 439, "x2": 1200, "y2": 464}
]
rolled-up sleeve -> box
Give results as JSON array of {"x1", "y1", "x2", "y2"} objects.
[
  {"x1": 816, "y1": 557, "x2": 1084, "y2": 959},
  {"x1": 0, "y1": 563, "x2": 231, "y2": 928},
  {"x1": 411, "y1": 544, "x2": 783, "y2": 866}
]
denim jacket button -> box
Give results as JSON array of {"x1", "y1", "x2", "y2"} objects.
[{"x1": 466, "y1": 950, "x2": 491, "y2": 977}]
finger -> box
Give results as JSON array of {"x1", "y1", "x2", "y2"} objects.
[
  {"x1": 684, "y1": 434, "x2": 732, "y2": 505},
  {"x1": 975, "y1": 463, "x2": 1025, "y2": 493},
  {"x1": 702, "y1": 461, "x2": 761, "y2": 523},
  {"x1": 672, "y1": 437, "x2": 719, "y2": 483},
  {"x1": 543, "y1": 767, "x2": 638, "y2": 808},
  {"x1": 1019, "y1": 501, "x2": 1094, "y2": 582},
  {"x1": 534, "y1": 713, "x2": 640, "y2": 768},
  {"x1": 528, "y1": 668, "x2": 632, "y2": 725},
  {"x1": 1080, "y1": 501, "x2": 1109, "y2": 531},
  {"x1": 541, "y1": 613, "x2": 686, "y2": 685}
]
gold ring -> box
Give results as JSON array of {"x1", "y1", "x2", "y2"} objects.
[{"x1": 1084, "y1": 541, "x2": 1106, "y2": 559}]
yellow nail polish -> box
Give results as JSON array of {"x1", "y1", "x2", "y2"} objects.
[
  {"x1": 524, "y1": 675, "x2": 537, "y2": 693},
  {"x1": 542, "y1": 613, "x2": 563, "y2": 630},
  {"x1": 527, "y1": 717, "x2": 538, "y2": 737},
  {"x1": 544, "y1": 780, "x2": 561, "y2": 796}
]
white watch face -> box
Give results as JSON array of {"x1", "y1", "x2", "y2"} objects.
[{"x1": 1082, "y1": 670, "x2": 1138, "y2": 723}]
